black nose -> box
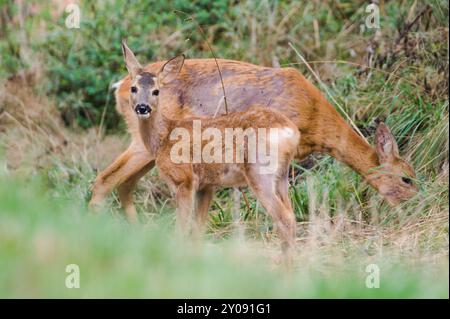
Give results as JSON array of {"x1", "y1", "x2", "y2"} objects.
[{"x1": 135, "y1": 104, "x2": 151, "y2": 115}]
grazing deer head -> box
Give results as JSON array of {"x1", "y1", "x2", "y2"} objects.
[
  {"x1": 121, "y1": 41, "x2": 185, "y2": 118},
  {"x1": 366, "y1": 123, "x2": 418, "y2": 205}
]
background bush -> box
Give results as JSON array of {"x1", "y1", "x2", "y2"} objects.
[{"x1": 1, "y1": 0, "x2": 445, "y2": 132}]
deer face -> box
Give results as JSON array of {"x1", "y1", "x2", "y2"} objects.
[
  {"x1": 367, "y1": 123, "x2": 419, "y2": 205},
  {"x1": 129, "y1": 72, "x2": 159, "y2": 118},
  {"x1": 121, "y1": 41, "x2": 184, "y2": 119}
]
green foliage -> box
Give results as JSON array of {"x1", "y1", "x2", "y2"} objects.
[
  {"x1": 38, "y1": 0, "x2": 232, "y2": 129},
  {"x1": 1, "y1": 0, "x2": 447, "y2": 131},
  {"x1": 0, "y1": 2, "x2": 26, "y2": 77},
  {"x1": 42, "y1": 2, "x2": 158, "y2": 129}
]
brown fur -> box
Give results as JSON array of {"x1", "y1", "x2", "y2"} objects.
[
  {"x1": 141, "y1": 105, "x2": 299, "y2": 253},
  {"x1": 90, "y1": 46, "x2": 418, "y2": 223},
  {"x1": 117, "y1": 44, "x2": 300, "y2": 254}
]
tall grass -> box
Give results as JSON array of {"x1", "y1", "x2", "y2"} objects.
[{"x1": 0, "y1": 173, "x2": 448, "y2": 298}]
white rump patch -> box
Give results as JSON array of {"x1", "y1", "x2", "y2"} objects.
[
  {"x1": 280, "y1": 127, "x2": 295, "y2": 139},
  {"x1": 268, "y1": 127, "x2": 294, "y2": 144}
]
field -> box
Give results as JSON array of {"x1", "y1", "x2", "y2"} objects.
[{"x1": 0, "y1": 0, "x2": 448, "y2": 298}]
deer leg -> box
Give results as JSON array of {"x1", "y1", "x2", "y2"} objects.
[
  {"x1": 117, "y1": 161, "x2": 155, "y2": 223},
  {"x1": 193, "y1": 187, "x2": 214, "y2": 235},
  {"x1": 275, "y1": 174, "x2": 296, "y2": 268},
  {"x1": 276, "y1": 169, "x2": 294, "y2": 212},
  {"x1": 90, "y1": 148, "x2": 133, "y2": 209},
  {"x1": 89, "y1": 146, "x2": 153, "y2": 216},
  {"x1": 175, "y1": 182, "x2": 196, "y2": 236},
  {"x1": 246, "y1": 172, "x2": 296, "y2": 261}
]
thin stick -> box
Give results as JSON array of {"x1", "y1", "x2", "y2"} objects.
[
  {"x1": 396, "y1": 5, "x2": 431, "y2": 45},
  {"x1": 288, "y1": 42, "x2": 369, "y2": 144},
  {"x1": 174, "y1": 10, "x2": 229, "y2": 115},
  {"x1": 213, "y1": 96, "x2": 225, "y2": 118},
  {"x1": 282, "y1": 60, "x2": 421, "y2": 88},
  {"x1": 195, "y1": 23, "x2": 229, "y2": 115},
  {"x1": 239, "y1": 187, "x2": 252, "y2": 215}
]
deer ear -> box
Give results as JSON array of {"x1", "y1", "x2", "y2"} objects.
[
  {"x1": 375, "y1": 122, "x2": 399, "y2": 163},
  {"x1": 121, "y1": 41, "x2": 142, "y2": 79},
  {"x1": 158, "y1": 54, "x2": 185, "y2": 85}
]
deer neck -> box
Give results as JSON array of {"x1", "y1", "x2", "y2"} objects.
[
  {"x1": 315, "y1": 115, "x2": 380, "y2": 178},
  {"x1": 138, "y1": 109, "x2": 174, "y2": 155}
]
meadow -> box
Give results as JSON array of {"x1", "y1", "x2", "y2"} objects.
[{"x1": 0, "y1": 0, "x2": 448, "y2": 298}]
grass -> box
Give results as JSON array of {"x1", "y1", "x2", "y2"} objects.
[
  {"x1": 0, "y1": 0, "x2": 448, "y2": 298},
  {"x1": 0, "y1": 173, "x2": 447, "y2": 298}
]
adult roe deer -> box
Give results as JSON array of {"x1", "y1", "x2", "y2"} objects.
[
  {"x1": 119, "y1": 43, "x2": 300, "y2": 254},
  {"x1": 89, "y1": 45, "x2": 418, "y2": 223}
]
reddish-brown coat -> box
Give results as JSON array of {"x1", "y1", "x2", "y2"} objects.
[{"x1": 90, "y1": 56, "x2": 418, "y2": 222}]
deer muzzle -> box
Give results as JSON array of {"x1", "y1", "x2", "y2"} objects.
[{"x1": 135, "y1": 104, "x2": 151, "y2": 117}]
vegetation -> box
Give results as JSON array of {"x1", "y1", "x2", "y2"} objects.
[{"x1": 0, "y1": 0, "x2": 448, "y2": 297}]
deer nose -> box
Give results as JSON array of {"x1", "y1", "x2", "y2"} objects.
[{"x1": 135, "y1": 104, "x2": 151, "y2": 115}]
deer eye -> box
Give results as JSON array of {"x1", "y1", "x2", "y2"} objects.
[
  {"x1": 152, "y1": 89, "x2": 159, "y2": 96},
  {"x1": 131, "y1": 86, "x2": 138, "y2": 93},
  {"x1": 402, "y1": 177, "x2": 413, "y2": 185}
]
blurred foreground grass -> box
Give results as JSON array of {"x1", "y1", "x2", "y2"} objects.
[{"x1": 0, "y1": 173, "x2": 447, "y2": 298}]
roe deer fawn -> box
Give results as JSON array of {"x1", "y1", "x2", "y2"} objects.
[
  {"x1": 89, "y1": 44, "x2": 418, "y2": 223},
  {"x1": 121, "y1": 42, "x2": 300, "y2": 254}
]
